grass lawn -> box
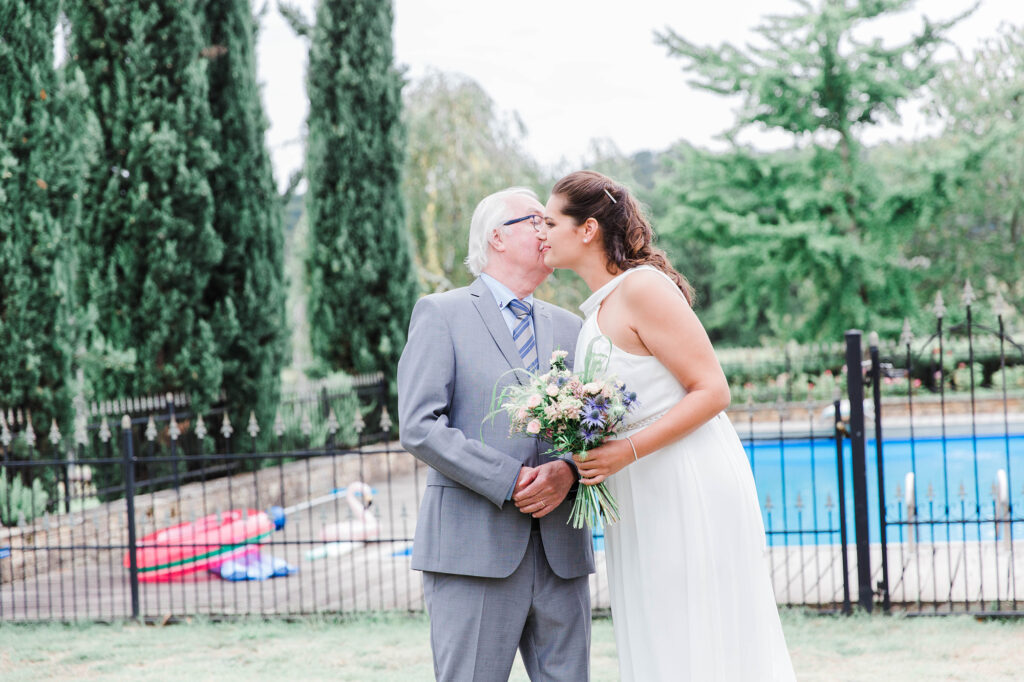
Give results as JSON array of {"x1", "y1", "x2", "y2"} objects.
[{"x1": 2, "y1": 609, "x2": 1023, "y2": 680}]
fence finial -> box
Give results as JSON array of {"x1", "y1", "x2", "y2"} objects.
[
  {"x1": 326, "y1": 408, "x2": 339, "y2": 435},
  {"x1": 379, "y1": 406, "x2": 392, "y2": 433},
  {"x1": 24, "y1": 413, "x2": 36, "y2": 447},
  {"x1": 169, "y1": 414, "x2": 180, "y2": 441},
  {"x1": 0, "y1": 413, "x2": 11, "y2": 448},
  {"x1": 74, "y1": 412, "x2": 88, "y2": 447},
  {"x1": 352, "y1": 406, "x2": 365, "y2": 434},
  {"x1": 220, "y1": 412, "x2": 234, "y2": 439},
  {"x1": 48, "y1": 419, "x2": 62, "y2": 446},
  {"x1": 300, "y1": 411, "x2": 312, "y2": 437},
  {"x1": 899, "y1": 318, "x2": 914, "y2": 347},
  {"x1": 145, "y1": 415, "x2": 157, "y2": 442},
  {"x1": 961, "y1": 279, "x2": 975, "y2": 307},
  {"x1": 99, "y1": 416, "x2": 112, "y2": 443},
  {"x1": 932, "y1": 291, "x2": 946, "y2": 320},
  {"x1": 195, "y1": 414, "x2": 208, "y2": 440},
  {"x1": 273, "y1": 410, "x2": 285, "y2": 438},
  {"x1": 993, "y1": 290, "x2": 1007, "y2": 317},
  {"x1": 247, "y1": 411, "x2": 260, "y2": 439},
  {"x1": 120, "y1": 414, "x2": 131, "y2": 430}
]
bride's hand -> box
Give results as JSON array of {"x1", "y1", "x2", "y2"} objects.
[{"x1": 573, "y1": 439, "x2": 634, "y2": 485}]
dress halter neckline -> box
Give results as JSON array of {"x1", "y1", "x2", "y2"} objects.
[{"x1": 578, "y1": 265, "x2": 660, "y2": 319}]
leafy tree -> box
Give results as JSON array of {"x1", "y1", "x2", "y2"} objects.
[
  {"x1": 883, "y1": 23, "x2": 1024, "y2": 323},
  {"x1": 403, "y1": 71, "x2": 544, "y2": 294},
  {"x1": 69, "y1": 0, "x2": 224, "y2": 408},
  {"x1": 305, "y1": 0, "x2": 418, "y2": 386},
  {"x1": 200, "y1": 0, "x2": 287, "y2": 429},
  {"x1": 655, "y1": 0, "x2": 971, "y2": 344},
  {"x1": 0, "y1": 1, "x2": 96, "y2": 427}
]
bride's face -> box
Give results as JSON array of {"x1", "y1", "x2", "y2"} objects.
[{"x1": 540, "y1": 193, "x2": 586, "y2": 270}]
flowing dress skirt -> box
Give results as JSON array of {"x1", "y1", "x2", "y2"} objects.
[{"x1": 604, "y1": 413, "x2": 796, "y2": 681}]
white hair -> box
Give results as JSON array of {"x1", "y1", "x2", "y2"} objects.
[{"x1": 464, "y1": 187, "x2": 539, "y2": 276}]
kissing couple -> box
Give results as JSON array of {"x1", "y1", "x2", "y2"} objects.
[{"x1": 398, "y1": 171, "x2": 796, "y2": 681}]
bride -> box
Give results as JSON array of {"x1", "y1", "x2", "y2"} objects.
[{"x1": 537, "y1": 170, "x2": 796, "y2": 681}]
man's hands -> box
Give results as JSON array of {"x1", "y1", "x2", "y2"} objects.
[{"x1": 512, "y1": 461, "x2": 575, "y2": 518}]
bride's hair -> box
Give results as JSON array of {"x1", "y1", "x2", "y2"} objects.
[{"x1": 551, "y1": 170, "x2": 695, "y2": 305}]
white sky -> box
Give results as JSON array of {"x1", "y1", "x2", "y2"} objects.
[{"x1": 256, "y1": 0, "x2": 1020, "y2": 190}]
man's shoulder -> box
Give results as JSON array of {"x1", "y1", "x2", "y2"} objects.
[
  {"x1": 536, "y1": 298, "x2": 583, "y2": 328},
  {"x1": 415, "y1": 285, "x2": 475, "y2": 311}
]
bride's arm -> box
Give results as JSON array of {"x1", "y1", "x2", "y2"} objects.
[{"x1": 574, "y1": 270, "x2": 730, "y2": 484}]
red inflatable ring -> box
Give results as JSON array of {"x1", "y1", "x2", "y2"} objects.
[{"x1": 125, "y1": 509, "x2": 274, "y2": 582}]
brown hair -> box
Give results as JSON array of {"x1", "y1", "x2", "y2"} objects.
[{"x1": 551, "y1": 170, "x2": 695, "y2": 305}]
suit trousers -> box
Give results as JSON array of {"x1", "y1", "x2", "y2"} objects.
[{"x1": 422, "y1": 530, "x2": 591, "y2": 682}]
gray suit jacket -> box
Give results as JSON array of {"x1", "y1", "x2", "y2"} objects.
[{"x1": 398, "y1": 277, "x2": 595, "y2": 579}]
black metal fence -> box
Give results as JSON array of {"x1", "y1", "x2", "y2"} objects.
[
  {"x1": 0, "y1": 375, "x2": 437, "y2": 621},
  {"x1": 864, "y1": 288, "x2": 1024, "y2": 615},
  {"x1": 2, "y1": 284, "x2": 1022, "y2": 622}
]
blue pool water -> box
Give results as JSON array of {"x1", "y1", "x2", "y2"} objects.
[{"x1": 743, "y1": 433, "x2": 1024, "y2": 546}]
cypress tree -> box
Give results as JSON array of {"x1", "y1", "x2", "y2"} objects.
[
  {"x1": 305, "y1": 0, "x2": 418, "y2": 387},
  {"x1": 70, "y1": 0, "x2": 224, "y2": 408},
  {"x1": 0, "y1": 2, "x2": 95, "y2": 434},
  {"x1": 199, "y1": 0, "x2": 287, "y2": 429}
]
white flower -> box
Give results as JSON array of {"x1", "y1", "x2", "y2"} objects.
[
  {"x1": 551, "y1": 350, "x2": 568, "y2": 361},
  {"x1": 526, "y1": 419, "x2": 542, "y2": 434},
  {"x1": 546, "y1": 384, "x2": 560, "y2": 397},
  {"x1": 526, "y1": 393, "x2": 542, "y2": 408},
  {"x1": 583, "y1": 382, "x2": 602, "y2": 395}
]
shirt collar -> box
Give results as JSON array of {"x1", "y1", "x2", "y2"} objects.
[{"x1": 479, "y1": 273, "x2": 535, "y2": 311}]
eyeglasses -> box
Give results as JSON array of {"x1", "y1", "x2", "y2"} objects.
[{"x1": 502, "y1": 214, "x2": 544, "y2": 232}]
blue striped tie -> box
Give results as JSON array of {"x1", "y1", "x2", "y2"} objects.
[{"x1": 508, "y1": 298, "x2": 539, "y2": 372}]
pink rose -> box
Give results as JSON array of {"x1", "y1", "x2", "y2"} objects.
[
  {"x1": 526, "y1": 419, "x2": 542, "y2": 435},
  {"x1": 526, "y1": 393, "x2": 542, "y2": 408},
  {"x1": 546, "y1": 384, "x2": 559, "y2": 397}
]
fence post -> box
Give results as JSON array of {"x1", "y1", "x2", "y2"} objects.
[
  {"x1": 845, "y1": 330, "x2": 872, "y2": 612},
  {"x1": 122, "y1": 415, "x2": 140, "y2": 620},
  {"x1": 834, "y1": 396, "x2": 852, "y2": 615},
  {"x1": 869, "y1": 333, "x2": 891, "y2": 612}
]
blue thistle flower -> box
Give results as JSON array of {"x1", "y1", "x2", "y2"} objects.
[
  {"x1": 581, "y1": 402, "x2": 605, "y2": 429},
  {"x1": 578, "y1": 426, "x2": 600, "y2": 446}
]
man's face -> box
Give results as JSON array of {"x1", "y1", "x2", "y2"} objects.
[{"x1": 495, "y1": 195, "x2": 553, "y2": 280}]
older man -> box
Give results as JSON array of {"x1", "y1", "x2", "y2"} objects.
[{"x1": 398, "y1": 187, "x2": 594, "y2": 681}]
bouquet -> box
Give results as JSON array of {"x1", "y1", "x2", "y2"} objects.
[{"x1": 492, "y1": 340, "x2": 638, "y2": 529}]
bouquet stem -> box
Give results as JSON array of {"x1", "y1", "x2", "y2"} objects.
[{"x1": 568, "y1": 480, "x2": 619, "y2": 530}]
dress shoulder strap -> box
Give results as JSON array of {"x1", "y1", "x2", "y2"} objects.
[{"x1": 578, "y1": 265, "x2": 686, "y2": 318}]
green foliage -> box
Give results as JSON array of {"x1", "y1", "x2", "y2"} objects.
[
  {"x1": 0, "y1": 469, "x2": 49, "y2": 526},
  {"x1": 305, "y1": 0, "x2": 418, "y2": 393},
  {"x1": 0, "y1": 2, "x2": 95, "y2": 426},
  {"x1": 402, "y1": 71, "x2": 545, "y2": 293},
  {"x1": 69, "y1": 0, "x2": 224, "y2": 410},
  {"x1": 878, "y1": 23, "x2": 1024, "y2": 324},
  {"x1": 200, "y1": 0, "x2": 287, "y2": 440},
  {"x1": 653, "y1": 0, "x2": 971, "y2": 346}
]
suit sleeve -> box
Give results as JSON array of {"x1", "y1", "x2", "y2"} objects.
[{"x1": 398, "y1": 296, "x2": 523, "y2": 508}]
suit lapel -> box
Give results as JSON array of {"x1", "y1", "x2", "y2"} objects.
[
  {"x1": 470, "y1": 278, "x2": 526, "y2": 383},
  {"x1": 534, "y1": 301, "x2": 553, "y2": 374}
]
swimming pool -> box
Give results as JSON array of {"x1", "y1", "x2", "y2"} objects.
[{"x1": 744, "y1": 433, "x2": 1024, "y2": 546}]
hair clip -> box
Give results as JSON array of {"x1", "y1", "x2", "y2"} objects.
[{"x1": 604, "y1": 188, "x2": 617, "y2": 204}]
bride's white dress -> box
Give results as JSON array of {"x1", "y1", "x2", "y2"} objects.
[{"x1": 575, "y1": 266, "x2": 796, "y2": 682}]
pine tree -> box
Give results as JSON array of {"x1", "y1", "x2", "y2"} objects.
[
  {"x1": 199, "y1": 0, "x2": 287, "y2": 430},
  {"x1": 69, "y1": 0, "x2": 224, "y2": 408},
  {"x1": 305, "y1": 0, "x2": 418, "y2": 389},
  {"x1": 0, "y1": 1, "x2": 95, "y2": 433}
]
